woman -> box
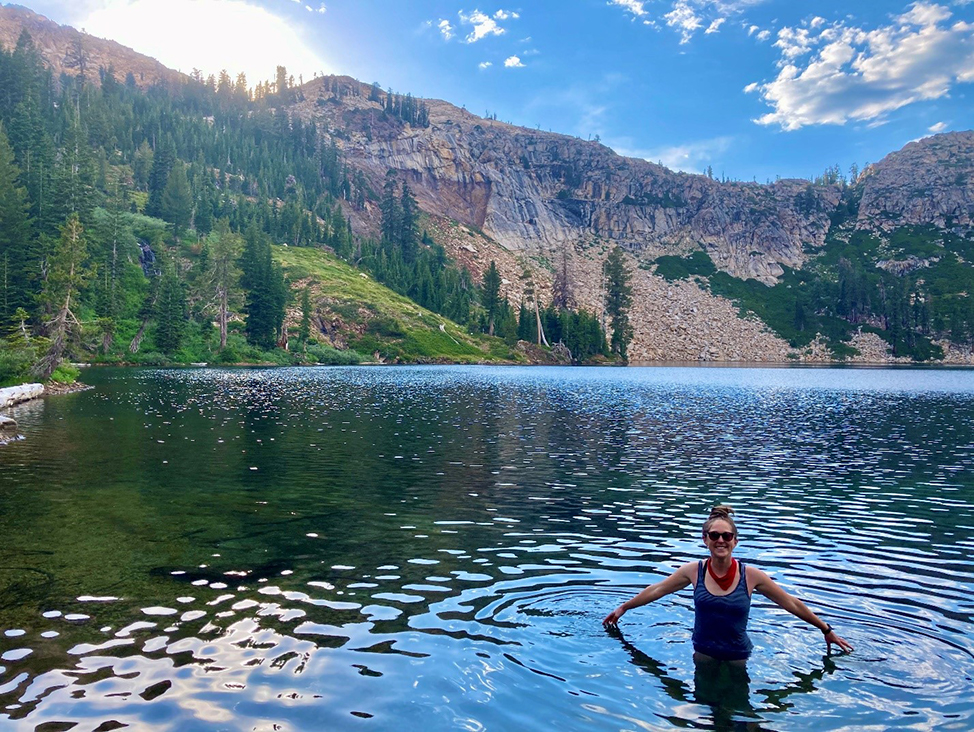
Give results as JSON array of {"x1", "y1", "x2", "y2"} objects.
[{"x1": 602, "y1": 505, "x2": 854, "y2": 659}]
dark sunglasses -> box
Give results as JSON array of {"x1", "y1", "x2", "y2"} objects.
[{"x1": 706, "y1": 531, "x2": 736, "y2": 541}]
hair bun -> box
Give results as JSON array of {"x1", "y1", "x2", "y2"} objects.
[{"x1": 709, "y1": 505, "x2": 734, "y2": 519}]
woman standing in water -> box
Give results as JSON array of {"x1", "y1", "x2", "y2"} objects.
[{"x1": 603, "y1": 505, "x2": 854, "y2": 659}]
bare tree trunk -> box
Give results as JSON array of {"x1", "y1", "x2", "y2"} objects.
[
  {"x1": 129, "y1": 319, "x2": 149, "y2": 354},
  {"x1": 219, "y1": 288, "x2": 228, "y2": 350},
  {"x1": 534, "y1": 298, "x2": 550, "y2": 347},
  {"x1": 34, "y1": 305, "x2": 71, "y2": 379}
]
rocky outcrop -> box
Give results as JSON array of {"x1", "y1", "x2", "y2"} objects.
[{"x1": 858, "y1": 132, "x2": 974, "y2": 234}]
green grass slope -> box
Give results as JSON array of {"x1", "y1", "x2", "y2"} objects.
[{"x1": 274, "y1": 246, "x2": 518, "y2": 364}]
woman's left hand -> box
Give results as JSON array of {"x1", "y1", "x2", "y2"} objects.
[{"x1": 825, "y1": 629, "x2": 854, "y2": 654}]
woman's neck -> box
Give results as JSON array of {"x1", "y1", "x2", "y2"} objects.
[{"x1": 709, "y1": 555, "x2": 734, "y2": 574}]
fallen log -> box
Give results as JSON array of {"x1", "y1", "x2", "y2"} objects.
[{"x1": 0, "y1": 383, "x2": 45, "y2": 408}]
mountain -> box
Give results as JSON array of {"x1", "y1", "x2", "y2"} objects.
[
  {"x1": 0, "y1": 4, "x2": 183, "y2": 88},
  {"x1": 290, "y1": 76, "x2": 974, "y2": 362},
  {"x1": 1, "y1": 4, "x2": 973, "y2": 364}
]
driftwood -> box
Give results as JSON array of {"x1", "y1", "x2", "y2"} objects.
[{"x1": 0, "y1": 383, "x2": 44, "y2": 408}]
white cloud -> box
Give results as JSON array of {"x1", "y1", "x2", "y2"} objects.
[
  {"x1": 458, "y1": 8, "x2": 519, "y2": 43},
  {"x1": 438, "y1": 19, "x2": 455, "y2": 40},
  {"x1": 751, "y1": 3, "x2": 974, "y2": 130},
  {"x1": 665, "y1": 2, "x2": 704, "y2": 44},
  {"x1": 611, "y1": 135, "x2": 734, "y2": 174},
  {"x1": 756, "y1": 29, "x2": 770, "y2": 41},
  {"x1": 928, "y1": 121, "x2": 948, "y2": 132},
  {"x1": 504, "y1": 55, "x2": 525, "y2": 67},
  {"x1": 479, "y1": 61, "x2": 493, "y2": 69},
  {"x1": 79, "y1": 0, "x2": 331, "y2": 84},
  {"x1": 613, "y1": 0, "x2": 771, "y2": 42},
  {"x1": 609, "y1": 0, "x2": 649, "y2": 17},
  {"x1": 316, "y1": 4, "x2": 326, "y2": 13}
]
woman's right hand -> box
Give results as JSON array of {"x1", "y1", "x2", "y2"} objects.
[{"x1": 603, "y1": 605, "x2": 626, "y2": 628}]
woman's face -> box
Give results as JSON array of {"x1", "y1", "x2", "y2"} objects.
[{"x1": 703, "y1": 519, "x2": 738, "y2": 558}]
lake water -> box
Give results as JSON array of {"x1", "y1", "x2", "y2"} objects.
[{"x1": 1, "y1": 365, "x2": 973, "y2": 731}]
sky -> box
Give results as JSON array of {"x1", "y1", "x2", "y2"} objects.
[{"x1": 18, "y1": 0, "x2": 974, "y2": 183}]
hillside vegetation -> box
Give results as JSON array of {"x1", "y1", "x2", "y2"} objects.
[{"x1": 0, "y1": 25, "x2": 610, "y2": 386}]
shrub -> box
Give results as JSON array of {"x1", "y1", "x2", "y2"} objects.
[
  {"x1": 0, "y1": 343, "x2": 34, "y2": 386},
  {"x1": 49, "y1": 363, "x2": 81, "y2": 384},
  {"x1": 305, "y1": 344, "x2": 363, "y2": 365}
]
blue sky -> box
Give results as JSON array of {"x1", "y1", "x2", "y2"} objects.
[{"x1": 22, "y1": 0, "x2": 974, "y2": 182}]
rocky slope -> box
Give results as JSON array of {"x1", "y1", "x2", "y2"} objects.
[
  {"x1": 857, "y1": 131, "x2": 974, "y2": 234},
  {"x1": 0, "y1": 4, "x2": 183, "y2": 88}
]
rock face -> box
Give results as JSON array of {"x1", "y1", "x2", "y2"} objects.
[
  {"x1": 301, "y1": 80, "x2": 840, "y2": 285},
  {"x1": 857, "y1": 131, "x2": 974, "y2": 234}
]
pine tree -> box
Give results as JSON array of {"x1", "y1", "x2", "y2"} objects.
[
  {"x1": 400, "y1": 182, "x2": 419, "y2": 263},
  {"x1": 202, "y1": 221, "x2": 243, "y2": 351},
  {"x1": 35, "y1": 213, "x2": 89, "y2": 378},
  {"x1": 380, "y1": 174, "x2": 401, "y2": 245},
  {"x1": 240, "y1": 225, "x2": 286, "y2": 349},
  {"x1": 299, "y1": 286, "x2": 312, "y2": 343},
  {"x1": 161, "y1": 163, "x2": 193, "y2": 239},
  {"x1": 0, "y1": 125, "x2": 32, "y2": 326},
  {"x1": 146, "y1": 136, "x2": 176, "y2": 218},
  {"x1": 603, "y1": 246, "x2": 633, "y2": 361},
  {"x1": 481, "y1": 261, "x2": 502, "y2": 336},
  {"x1": 154, "y1": 263, "x2": 186, "y2": 354}
]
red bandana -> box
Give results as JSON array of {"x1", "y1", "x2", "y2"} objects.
[{"x1": 707, "y1": 558, "x2": 737, "y2": 591}]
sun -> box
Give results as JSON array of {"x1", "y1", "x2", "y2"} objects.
[{"x1": 79, "y1": 0, "x2": 332, "y2": 87}]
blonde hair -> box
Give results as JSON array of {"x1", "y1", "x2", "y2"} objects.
[{"x1": 703, "y1": 505, "x2": 737, "y2": 536}]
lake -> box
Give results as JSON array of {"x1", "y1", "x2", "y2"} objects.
[{"x1": 1, "y1": 365, "x2": 972, "y2": 731}]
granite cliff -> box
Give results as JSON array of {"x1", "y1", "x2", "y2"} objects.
[{"x1": 297, "y1": 79, "x2": 844, "y2": 286}]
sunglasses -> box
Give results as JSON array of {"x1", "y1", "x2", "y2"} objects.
[{"x1": 706, "y1": 531, "x2": 736, "y2": 541}]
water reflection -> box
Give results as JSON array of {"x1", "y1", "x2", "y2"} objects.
[{"x1": 0, "y1": 365, "x2": 972, "y2": 730}]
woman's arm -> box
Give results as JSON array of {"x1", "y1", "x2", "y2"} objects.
[
  {"x1": 751, "y1": 568, "x2": 854, "y2": 653},
  {"x1": 603, "y1": 562, "x2": 695, "y2": 628}
]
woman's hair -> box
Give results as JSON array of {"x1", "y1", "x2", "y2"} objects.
[{"x1": 703, "y1": 505, "x2": 737, "y2": 536}]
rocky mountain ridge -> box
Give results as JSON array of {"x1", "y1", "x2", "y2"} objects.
[{"x1": 3, "y1": 4, "x2": 973, "y2": 363}]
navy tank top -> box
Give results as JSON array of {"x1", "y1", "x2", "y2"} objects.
[{"x1": 692, "y1": 559, "x2": 753, "y2": 661}]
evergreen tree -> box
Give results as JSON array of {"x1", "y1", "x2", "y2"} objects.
[
  {"x1": 380, "y1": 173, "x2": 401, "y2": 245},
  {"x1": 132, "y1": 140, "x2": 153, "y2": 191},
  {"x1": 161, "y1": 163, "x2": 193, "y2": 239},
  {"x1": 35, "y1": 213, "x2": 89, "y2": 377},
  {"x1": 239, "y1": 225, "x2": 286, "y2": 349},
  {"x1": 603, "y1": 246, "x2": 633, "y2": 360},
  {"x1": 146, "y1": 136, "x2": 176, "y2": 218},
  {"x1": 299, "y1": 285, "x2": 312, "y2": 343},
  {"x1": 0, "y1": 125, "x2": 32, "y2": 326},
  {"x1": 195, "y1": 222, "x2": 243, "y2": 351},
  {"x1": 400, "y1": 182, "x2": 419, "y2": 263},
  {"x1": 481, "y1": 261, "x2": 502, "y2": 336},
  {"x1": 154, "y1": 263, "x2": 186, "y2": 354},
  {"x1": 51, "y1": 110, "x2": 96, "y2": 225}
]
